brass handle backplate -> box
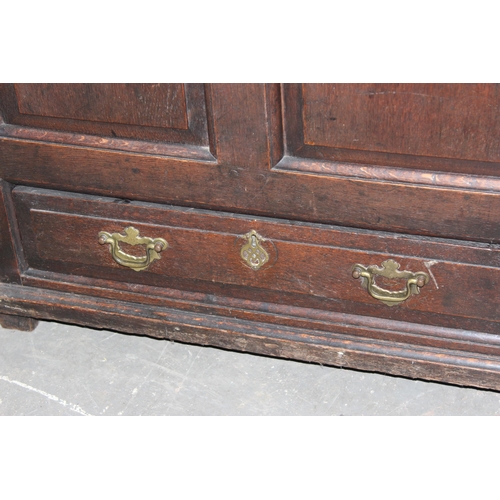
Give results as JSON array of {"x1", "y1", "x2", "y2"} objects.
[
  {"x1": 240, "y1": 230, "x2": 269, "y2": 270},
  {"x1": 98, "y1": 226, "x2": 168, "y2": 272},
  {"x1": 352, "y1": 259, "x2": 429, "y2": 306}
]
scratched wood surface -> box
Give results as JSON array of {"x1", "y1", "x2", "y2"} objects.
[
  {"x1": 303, "y1": 84, "x2": 500, "y2": 162},
  {"x1": 1, "y1": 283, "x2": 500, "y2": 390},
  {"x1": 0, "y1": 84, "x2": 499, "y2": 241},
  {"x1": 0, "y1": 84, "x2": 212, "y2": 158},
  {"x1": 12, "y1": 186, "x2": 500, "y2": 335},
  {"x1": 283, "y1": 83, "x2": 500, "y2": 174},
  {"x1": 2, "y1": 320, "x2": 500, "y2": 415},
  {"x1": 0, "y1": 181, "x2": 22, "y2": 284},
  {"x1": 1, "y1": 84, "x2": 500, "y2": 390},
  {"x1": 15, "y1": 84, "x2": 189, "y2": 129}
]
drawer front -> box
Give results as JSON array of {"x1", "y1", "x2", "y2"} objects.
[{"x1": 13, "y1": 186, "x2": 500, "y2": 331}]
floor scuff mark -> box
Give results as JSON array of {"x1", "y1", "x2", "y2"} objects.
[{"x1": 0, "y1": 375, "x2": 92, "y2": 416}]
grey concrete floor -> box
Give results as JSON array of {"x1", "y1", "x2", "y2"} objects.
[{"x1": 1, "y1": 319, "x2": 499, "y2": 415}]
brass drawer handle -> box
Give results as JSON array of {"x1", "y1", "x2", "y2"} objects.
[
  {"x1": 98, "y1": 226, "x2": 168, "y2": 272},
  {"x1": 352, "y1": 259, "x2": 429, "y2": 306}
]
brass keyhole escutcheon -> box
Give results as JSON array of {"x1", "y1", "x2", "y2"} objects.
[
  {"x1": 240, "y1": 230, "x2": 269, "y2": 271},
  {"x1": 98, "y1": 226, "x2": 168, "y2": 272},
  {"x1": 352, "y1": 259, "x2": 429, "y2": 306}
]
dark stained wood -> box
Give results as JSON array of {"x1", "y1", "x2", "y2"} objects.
[
  {"x1": 1, "y1": 84, "x2": 500, "y2": 241},
  {"x1": 209, "y1": 83, "x2": 273, "y2": 169},
  {"x1": 275, "y1": 155, "x2": 500, "y2": 192},
  {"x1": 305, "y1": 84, "x2": 500, "y2": 161},
  {"x1": 21, "y1": 267, "x2": 500, "y2": 344},
  {"x1": 15, "y1": 84, "x2": 189, "y2": 129},
  {"x1": 0, "y1": 124, "x2": 215, "y2": 161},
  {"x1": 1, "y1": 281, "x2": 500, "y2": 390},
  {"x1": 0, "y1": 83, "x2": 499, "y2": 390},
  {"x1": 265, "y1": 84, "x2": 284, "y2": 168},
  {"x1": 1, "y1": 136, "x2": 500, "y2": 243},
  {"x1": 0, "y1": 84, "x2": 214, "y2": 160},
  {"x1": 0, "y1": 312, "x2": 38, "y2": 331},
  {"x1": 0, "y1": 180, "x2": 23, "y2": 283},
  {"x1": 283, "y1": 83, "x2": 500, "y2": 176},
  {"x1": 12, "y1": 186, "x2": 500, "y2": 329}
]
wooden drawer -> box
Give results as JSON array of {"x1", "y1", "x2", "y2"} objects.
[{"x1": 12, "y1": 186, "x2": 500, "y2": 335}]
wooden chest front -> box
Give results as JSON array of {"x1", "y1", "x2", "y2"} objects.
[{"x1": 1, "y1": 84, "x2": 499, "y2": 389}]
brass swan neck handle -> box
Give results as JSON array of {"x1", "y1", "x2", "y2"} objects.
[
  {"x1": 98, "y1": 226, "x2": 168, "y2": 272},
  {"x1": 352, "y1": 259, "x2": 429, "y2": 306}
]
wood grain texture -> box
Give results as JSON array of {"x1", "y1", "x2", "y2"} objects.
[
  {"x1": 304, "y1": 84, "x2": 500, "y2": 161},
  {"x1": 283, "y1": 84, "x2": 500, "y2": 176},
  {"x1": 12, "y1": 186, "x2": 500, "y2": 330},
  {"x1": 0, "y1": 124, "x2": 215, "y2": 161},
  {"x1": 1, "y1": 83, "x2": 500, "y2": 390},
  {"x1": 1, "y1": 84, "x2": 500, "y2": 242},
  {"x1": 1, "y1": 137, "x2": 500, "y2": 243},
  {"x1": 15, "y1": 84, "x2": 189, "y2": 129},
  {"x1": 209, "y1": 84, "x2": 272, "y2": 169},
  {"x1": 0, "y1": 84, "x2": 213, "y2": 159},
  {"x1": 0, "y1": 312, "x2": 38, "y2": 331},
  {"x1": 0, "y1": 181, "x2": 23, "y2": 283},
  {"x1": 21, "y1": 267, "x2": 500, "y2": 344},
  {"x1": 1, "y1": 282, "x2": 500, "y2": 390}
]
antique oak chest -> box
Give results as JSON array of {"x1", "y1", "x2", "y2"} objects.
[{"x1": 0, "y1": 84, "x2": 499, "y2": 390}]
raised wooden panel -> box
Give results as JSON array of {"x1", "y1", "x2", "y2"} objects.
[
  {"x1": 303, "y1": 84, "x2": 500, "y2": 161},
  {"x1": 2, "y1": 84, "x2": 500, "y2": 243},
  {"x1": 0, "y1": 84, "x2": 214, "y2": 160},
  {"x1": 282, "y1": 83, "x2": 500, "y2": 177},
  {"x1": 15, "y1": 84, "x2": 189, "y2": 129}
]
